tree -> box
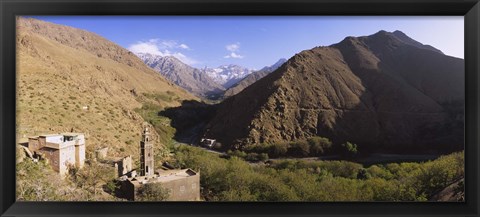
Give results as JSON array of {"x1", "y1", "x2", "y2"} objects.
[
  {"x1": 258, "y1": 153, "x2": 269, "y2": 162},
  {"x1": 288, "y1": 140, "x2": 310, "y2": 157},
  {"x1": 16, "y1": 159, "x2": 65, "y2": 201},
  {"x1": 307, "y1": 137, "x2": 332, "y2": 156},
  {"x1": 69, "y1": 160, "x2": 116, "y2": 199},
  {"x1": 341, "y1": 142, "x2": 358, "y2": 159},
  {"x1": 245, "y1": 153, "x2": 259, "y2": 162},
  {"x1": 271, "y1": 142, "x2": 288, "y2": 158},
  {"x1": 356, "y1": 168, "x2": 371, "y2": 180},
  {"x1": 137, "y1": 182, "x2": 171, "y2": 201}
]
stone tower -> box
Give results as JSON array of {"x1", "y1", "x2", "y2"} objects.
[{"x1": 140, "y1": 124, "x2": 154, "y2": 176}]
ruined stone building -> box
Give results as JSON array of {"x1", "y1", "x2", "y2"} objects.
[
  {"x1": 116, "y1": 155, "x2": 134, "y2": 177},
  {"x1": 23, "y1": 133, "x2": 85, "y2": 176},
  {"x1": 119, "y1": 125, "x2": 200, "y2": 201},
  {"x1": 123, "y1": 168, "x2": 200, "y2": 201}
]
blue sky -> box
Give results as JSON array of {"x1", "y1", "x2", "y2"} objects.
[{"x1": 30, "y1": 16, "x2": 464, "y2": 69}]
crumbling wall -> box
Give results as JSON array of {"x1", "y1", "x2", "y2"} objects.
[{"x1": 117, "y1": 155, "x2": 132, "y2": 177}]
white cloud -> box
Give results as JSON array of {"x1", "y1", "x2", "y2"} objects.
[
  {"x1": 128, "y1": 39, "x2": 198, "y2": 65},
  {"x1": 224, "y1": 52, "x2": 244, "y2": 59},
  {"x1": 128, "y1": 39, "x2": 164, "y2": 56},
  {"x1": 224, "y1": 42, "x2": 244, "y2": 59},
  {"x1": 160, "y1": 40, "x2": 177, "y2": 49},
  {"x1": 158, "y1": 40, "x2": 190, "y2": 50},
  {"x1": 172, "y1": 52, "x2": 198, "y2": 65},
  {"x1": 226, "y1": 43, "x2": 240, "y2": 52},
  {"x1": 179, "y1": 44, "x2": 190, "y2": 49}
]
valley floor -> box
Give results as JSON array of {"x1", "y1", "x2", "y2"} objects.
[{"x1": 168, "y1": 142, "x2": 464, "y2": 202}]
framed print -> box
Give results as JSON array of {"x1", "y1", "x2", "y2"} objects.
[{"x1": 1, "y1": 0, "x2": 479, "y2": 216}]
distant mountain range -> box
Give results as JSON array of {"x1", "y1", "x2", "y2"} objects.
[
  {"x1": 136, "y1": 52, "x2": 287, "y2": 99},
  {"x1": 202, "y1": 65, "x2": 254, "y2": 89},
  {"x1": 222, "y1": 58, "x2": 287, "y2": 98},
  {"x1": 204, "y1": 30, "x2": 464, "y2": 154},
  {"x1": 136, "y1": 53, "x2": 225, "y2": 98}
]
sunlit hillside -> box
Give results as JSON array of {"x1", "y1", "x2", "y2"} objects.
[{"x1": 16, "y1": 17, "x2": 196, "y2": 160}]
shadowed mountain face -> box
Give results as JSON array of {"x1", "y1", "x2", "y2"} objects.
[
  {"x1": 204, "y1": 30, "x2": 464, "y2": 154},
  {"x1": 136, "y1": 53, "x2": 226, "y2": 98},
  {"x1": 392, "y1": 30, "x2": 444, "y2": 54}
]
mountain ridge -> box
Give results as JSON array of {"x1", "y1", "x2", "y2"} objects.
[
  {"x1": 203, "y1": 64, "x2": 254, "y2": 88},
  {"x1": 17, "y1": 17, "x2": 196, "y2": 160},
  {"x1": 204, "y1": 30, "x2": 464, "y2": 154},
  {"x1": 391, "y1": 30, "x2": 444, "y2": 54},
  {"x1": 222, "y1": 58, "x2": 287, "y2": 98},
  {"x1": 136, "y1": 52, "x2": 226, "y2": 98}
]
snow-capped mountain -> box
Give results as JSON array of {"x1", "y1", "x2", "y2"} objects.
[
  {"x1": 136, "y1": 52, "x2": 284, "y2": 98},
  {"x1": 222, "y1": 58, "x2": 287, "y2": 98},
  {"x1": 135, "y1": 52, "x2": 225, "y2": 98},
  {"x1": 203, "y1": 65, "x2": 254, "y2": 88}
]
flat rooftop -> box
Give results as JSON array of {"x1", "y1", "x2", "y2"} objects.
[
  {"x1": 39, "y1": 134, "x2": 62, "y2": 137},
  {"x1": 63, "y1": 133, "x2": 84, "y2": 136},
  {"x1": 128, "y1": 169, "x2": 198, "y2": 186},
  {"x1": 45, "y1": 140, "x2": 76, "y2": 149},
  {"x1": 27, "y1": 132, "x2": 84, "y2": 138}
]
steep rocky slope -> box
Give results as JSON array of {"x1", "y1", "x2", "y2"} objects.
[
  {"x1": 204, "y1": 30, "x2": 464, "y2": 153},
  {"x1": 16, "y1": 17, "x2": 196, "y2": 159},
  {"x1": 136, "y1": 53, "x2": 225, "y2": 98}
]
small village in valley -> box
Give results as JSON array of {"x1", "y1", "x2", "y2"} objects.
[{"x1": 17, "y1": 124, "x2": 200, "y2": 201}]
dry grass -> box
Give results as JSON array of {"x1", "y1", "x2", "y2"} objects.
[{"x1": 16, "y1": 17, "x2": 197, "y2": 162}]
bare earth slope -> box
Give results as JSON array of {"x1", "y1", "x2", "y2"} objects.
[
  {"x1": 205, "y1": 30, "x2": 464, "y2": 153},
  {"x1": 17, "y1": 17, "x2": 196, "y2": 158}
]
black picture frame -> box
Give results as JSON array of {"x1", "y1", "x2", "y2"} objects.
[{"x1": 1, "y1": 0, "x2": 479, "y2": 216}]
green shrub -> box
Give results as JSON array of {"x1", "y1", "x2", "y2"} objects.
[
  {"x1": 134, "y1": 102, "x2": 175, "y2": 146},
  {"x1": 16, "y1": 159, "x2": 63, "y2": 201},
  {"x1": 271, "y1": 142, "x2": 288, "y2": 157},
  {"x1": 341, "y1": 142, "x2": 358, "y2": 159},
  {"x1": 142, "y1": 92, "x2": 174, "y2": 103},
  {"x1": 258, "y1": 153, "x2": 269, "y2": 162},
  {"x1": 287, "y1": 140, "x2": 310, "y2": 157},
  {"x1": 414, "y1": 152, "x2": 464, "y2": 197},
  {"x1": 227, "y1": 150, "x2": 247, "y2": 158},
  {"x1": 246, "y1": 137, "x2": 331, "y2": 158},
  {"x1": 356, "y1": 168, "x2": 371, "y2": 180},
  {"x1": 245, "y1": 153, "x2": 259, "y2": 162},
  {"x1": 367, "y1": 165, "x2": 394, "y2": 180},
  {"x1": 307, "y1": 137, "x2": 332, "y2": 155},
  {"x1": 136, "y1": 182, "x2": 170, "y2": 201}
]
